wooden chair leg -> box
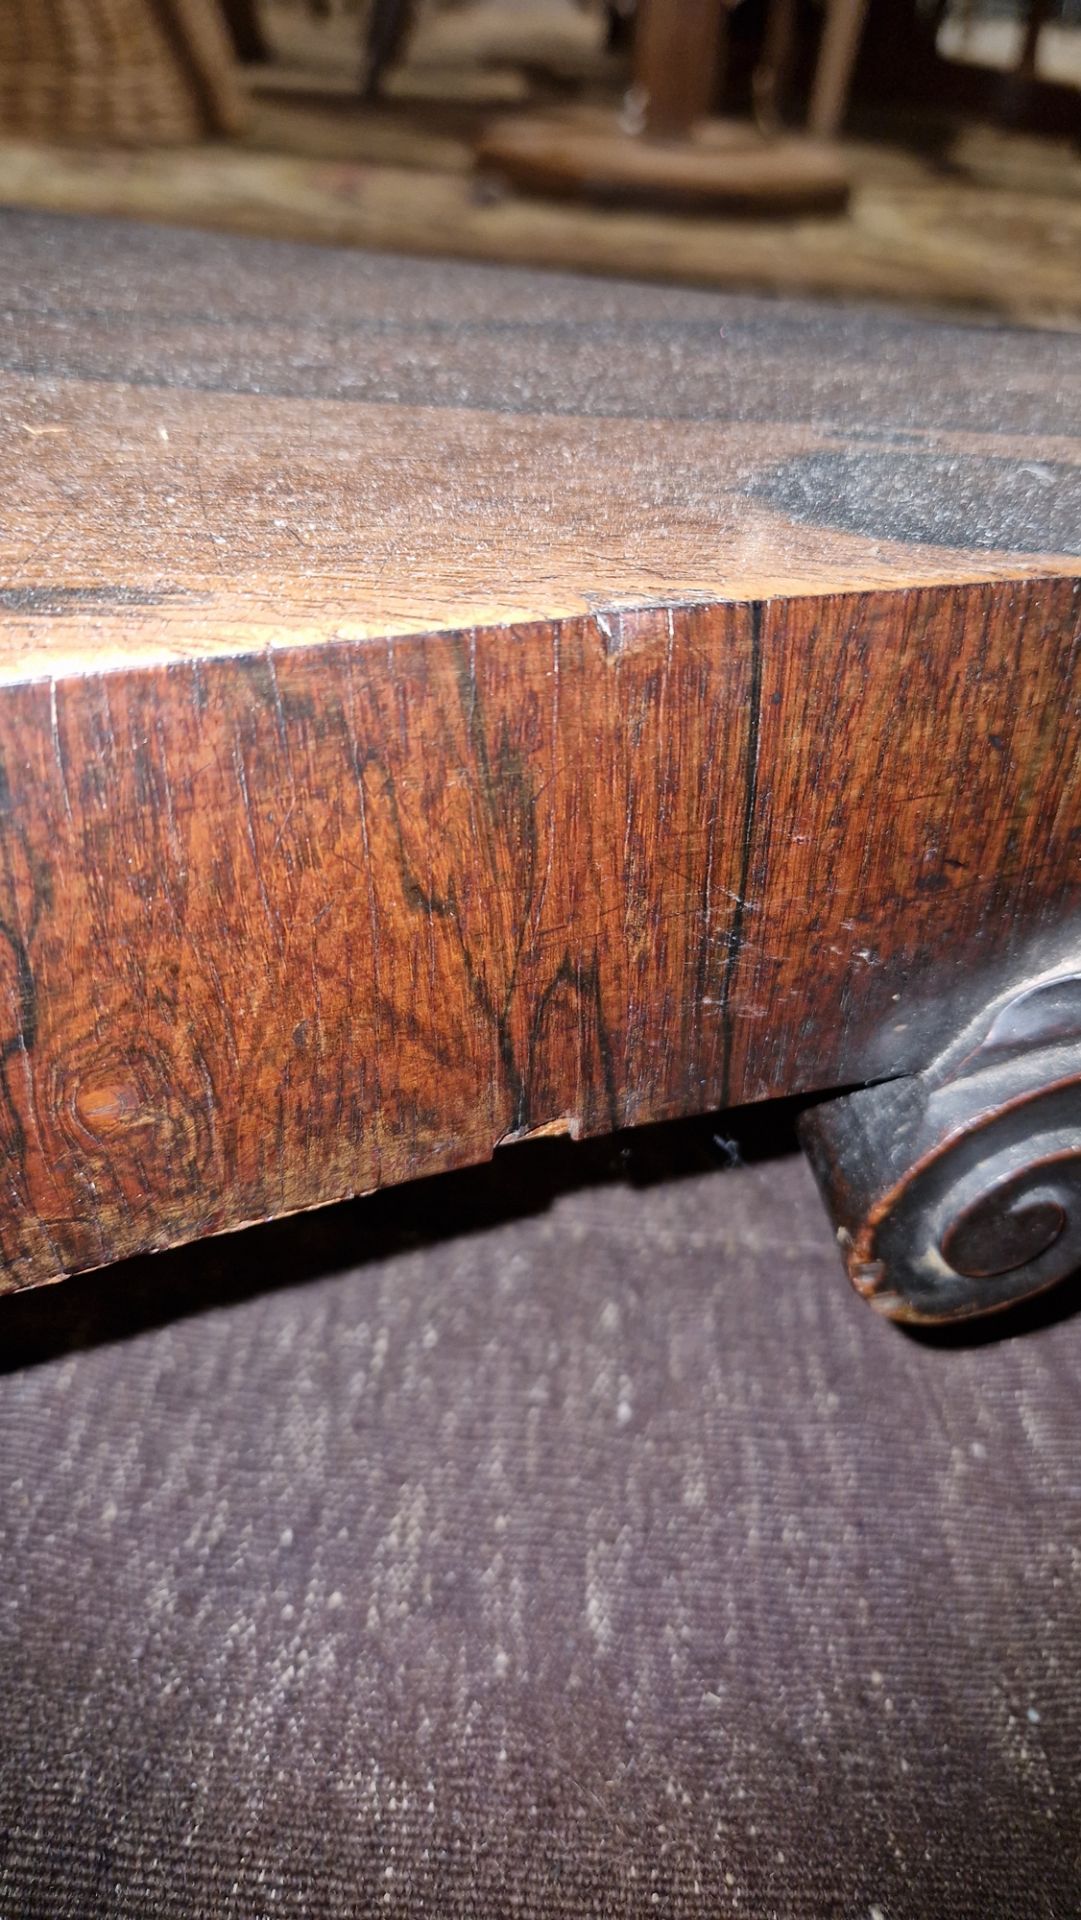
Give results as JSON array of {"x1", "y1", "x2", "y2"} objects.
[
  {"x1": 807, "y1": 0, "x2": 868, "y2": 139},
  {"x1": 217, "y1": 0, "x2": 268, "y2": 63},
  {"x1": 631, "y1": 0, "x2": 724, "y2": 137},
  {"x1": 360, "y1": 0, "x2": 418, "y2": 99},
  {"x1": 1018, "y1": 0, "x2": 1053, "y2": 81},
  {"x1": 754, "y1": 0, "x2": 799, "y2": 130}
]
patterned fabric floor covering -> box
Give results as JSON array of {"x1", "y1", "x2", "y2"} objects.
[{"x1": 1, "y1": 1110, "x2": 1079, "y2": 1916}]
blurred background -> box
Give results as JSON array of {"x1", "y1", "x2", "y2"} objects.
[
  {"x1": 0, "y1": 0, "x2": 1075, "y2": 324},
  {"x1": 0, "y1": 0, "x2": 1079, "y2": 327}
]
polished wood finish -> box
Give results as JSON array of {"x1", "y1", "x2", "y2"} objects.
[
  {"x1": 2, "y1": 210, "x2": 1081, "y2": 1294},
  {"x1": 803, "y1": 967, "x2": 1081, "y2": 1323}
]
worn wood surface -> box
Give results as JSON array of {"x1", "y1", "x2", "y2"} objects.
[{"x1": 1, "y1": 209, "x2": 1081, "y2": 1291}]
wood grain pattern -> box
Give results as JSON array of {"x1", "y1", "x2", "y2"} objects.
[{"x1": 1, "y1": 210, "x2": 1081, "y2": 1292}]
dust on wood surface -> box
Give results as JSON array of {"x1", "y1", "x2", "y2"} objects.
[
  {"x1": 2, "y1": 209, "x2": 1080, "y2": 682},
  {"x1": 1, "y1": 211, "x2": 1080, "y2": 1293}
]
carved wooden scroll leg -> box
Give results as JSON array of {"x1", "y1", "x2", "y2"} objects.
[{"x1": 799, "y1": 966, "x2": 1081, "y2": 1325}]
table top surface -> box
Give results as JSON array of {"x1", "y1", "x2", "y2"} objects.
[{"x1": 2, "y1": 208, "x2": 1080, "y2": 684}]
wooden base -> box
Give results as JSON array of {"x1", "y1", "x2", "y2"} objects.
[{"x1": 476, "y1": 107, "x2": 850, "y2": 215}]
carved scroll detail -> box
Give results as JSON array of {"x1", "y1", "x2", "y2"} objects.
[{"x1": 801, "y1": 970, "x2": 1081, "y2": 1323}]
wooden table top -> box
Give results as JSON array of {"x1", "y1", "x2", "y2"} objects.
[{"x1": 2, "y1": 207, "x2": 1080, "y2": 685}]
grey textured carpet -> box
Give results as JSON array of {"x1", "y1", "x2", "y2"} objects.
[{"x1": 1, "y1": 1112, "x2": 1080, "y2": 1918}]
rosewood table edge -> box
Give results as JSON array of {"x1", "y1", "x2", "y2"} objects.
[{"x1": 0, "y1": 566, "x2": 1079, "y2": 690}]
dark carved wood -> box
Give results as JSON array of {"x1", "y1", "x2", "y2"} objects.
[
  {"x1": 800, "y1": 967, "x2": 1081, "y2": 1324},
  {"x1": 1, "y1": 211, "x2": 1081, "y2": 1299}
]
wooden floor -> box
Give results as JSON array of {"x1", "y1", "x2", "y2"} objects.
[{"x1": 1, "y1": 0, "x2": 1080, "y2": 326}]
